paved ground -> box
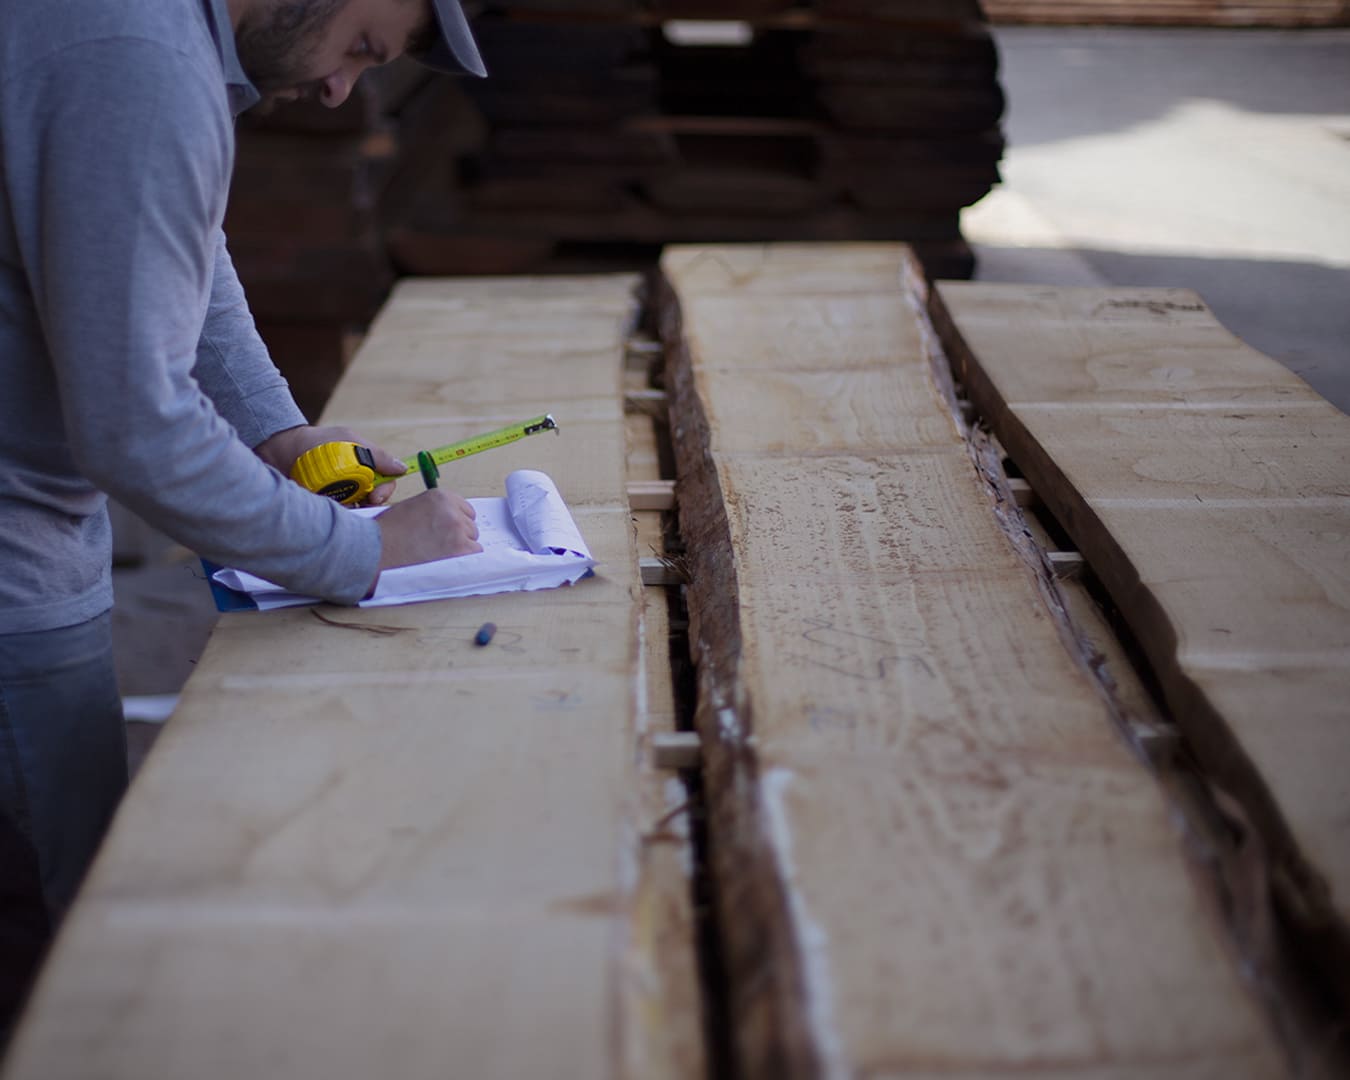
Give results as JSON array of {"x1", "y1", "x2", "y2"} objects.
[
  {"x1": 966, "y1": 26, "x2": 1350, "y2": 412},
  {"x1": 112, "y1": 25, "x2": 1350, "y2": 768}
]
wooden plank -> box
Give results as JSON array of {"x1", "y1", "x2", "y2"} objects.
[
  {"x1": 625, "y1": 389, "x2": 670, "y2": 415},
  {"x1": 484, "y1": 2, "x2": 988, "y2": 27},
  {"x1": 1047, "y1": 549, "x2": 1087, "y2": 579},
  {"x1": 649, "y1": 732, "x2": 703, "y2": 770},
  {"x1": 640, "y1": 557, "x2": 686, "y2": 587},
  {"x1": 983, "y1": 0, "x2": 1350, "y2": 26},
  {"x1": 3, "y1": 275, "x2": 702, "y2": 1080},
  {"x1": 1007, "y1": 476, "x2": 1037, "y2": 507},
  {"x1": 658, "y1": 243, "x2": 1286, "y2": 1078},
  {"x1": 932, "y1": 281, "x2": 1350, "y2": 997},
  {"x1": 629, "y1": 480, "x2": 676, "y2": 512}
]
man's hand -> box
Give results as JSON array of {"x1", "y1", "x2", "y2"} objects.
[
  {"x1": 368, "y1": 489, "x2": 482, "y2": 595},
  {"x1": 255, "y1": 424, "x2": 407, "y2": 506}
]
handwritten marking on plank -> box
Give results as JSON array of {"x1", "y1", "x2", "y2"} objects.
[{"x1": 787, "y1": 617, "x2": 934, "y2": 681}]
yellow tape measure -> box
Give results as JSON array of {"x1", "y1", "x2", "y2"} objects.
[{"x1": 291, "y1": 414, "x2": 558, "y2": 506}]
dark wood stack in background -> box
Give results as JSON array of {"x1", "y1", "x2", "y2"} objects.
[
  {"x1": 226, "y1": 1, "x2": 1005, "y2": 416},
  {"x1": 392, "y1": 0, "x2": 1003, "y2": 278},
  {"x1": 223, "y1": 67, "x2": 436, "y2": 419}
]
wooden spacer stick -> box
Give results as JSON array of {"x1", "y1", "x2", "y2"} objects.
[
  {"x1": 640, "y1": 557, "x2": 685, "y2": 587},
  {"x1": 1007, "y1": 477, "x2": 1036, "y2": 508},
  {"x1": 650, "y1": 731, "x2": 701, "y2": 770},
  {"x1": 1047, "y1": 550, "x2": 1086, "y2": 580},
  {"x1": 624, "y1": 388, "x2": 669, "y2": 414},
  {"x1": 629, "y1": 480, "x2": 675, "y2": 512},
  {"x1": 624, "y1": 336, "x2": 663, "y2": 372}
]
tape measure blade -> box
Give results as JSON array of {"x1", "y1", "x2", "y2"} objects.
[
  {"x1": 426, "y1": 429, "x2": 516, "y2": 467},
  {"x1": 418, "y1": 415, "x2": 557, "y2": 469}
]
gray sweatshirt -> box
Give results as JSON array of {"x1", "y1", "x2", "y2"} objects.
[{"x1": 0, "y1": 0, "x2": 382, "y2": 633}]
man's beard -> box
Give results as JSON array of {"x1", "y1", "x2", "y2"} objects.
[{"x1": 234, "y1": 0, "x2": 345, "y2": 96}]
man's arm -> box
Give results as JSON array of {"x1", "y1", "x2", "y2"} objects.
[
  {"x1": 195, "y1": 234, "x2": 487, "y2": 575},
  {"x1": 18, "y1": 38, "x2": 383, "y2": 603},
  {"x1": 193, "y1": 230, "x2": 309, "y2": 449},
  {"x1": 195, "y1": 236, "x2": 405, "y2": 506}
]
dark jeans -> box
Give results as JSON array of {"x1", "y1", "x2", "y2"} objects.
[{"x1": 0, "y1": 612, "x2": 127, "y2": 1042}]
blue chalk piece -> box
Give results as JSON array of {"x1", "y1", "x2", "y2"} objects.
[{"x1": 474, "y1": 622, "x2": 497, "y2": 646}]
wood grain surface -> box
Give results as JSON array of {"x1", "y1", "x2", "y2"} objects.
[
  {"x1": 3, "y1": 275, "x2": 704, "y2": 1080},
  {"x1": 659, "y1": 244, "x2": 1286, "y2": 1078},
  {"x1": 933, "y1": 280, "x2": 1350, "y2": 1008}
]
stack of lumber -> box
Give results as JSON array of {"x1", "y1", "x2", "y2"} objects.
[
  {"x1": 226, "y1": 5, "x2": 1006, "y2": 415},
  {"x1": 225, "y1": 84, "x2": 405, "y2": 418},
  {"x1": 385, "y1": 2, "x2": 1004, "y2": 281},
  {"x1": 982, "y1": 0, "x2": 1350, "y2": 25},
  {"x1": 10, "y1": 243, "x2": 1346, "y2": 1078}
]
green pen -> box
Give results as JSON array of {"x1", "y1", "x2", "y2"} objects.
[{"x1": 417, "y1": 449, "x2": 440, "y2": 490}]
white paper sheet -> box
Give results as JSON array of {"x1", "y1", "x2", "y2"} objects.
[{"x1": 212, "y1": 470, "x2": 595, "y2": 611}]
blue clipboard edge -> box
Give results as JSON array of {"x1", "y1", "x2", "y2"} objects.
[{"x1": 199, "y1": 559, "x2": 259, "y2": 613}]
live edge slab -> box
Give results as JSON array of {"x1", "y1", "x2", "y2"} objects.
[
  {"x1": 932, "y1": 280, "x2": 1350, "y2": 1029},
  {"x1": 655, "y1": 244, "x2": 1288, "y2": 1078}
]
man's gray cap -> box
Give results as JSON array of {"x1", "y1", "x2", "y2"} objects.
[{"x1": 415, "y1": 0, "x2": 486, "y2": 77}]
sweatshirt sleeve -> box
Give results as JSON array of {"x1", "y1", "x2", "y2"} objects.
[
  {"x1": 194, "y1": 230, "x2": 308, "y2": 449},
  {"x1": 18, "y1": 39, "x2": 381, "y2": 604}
]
